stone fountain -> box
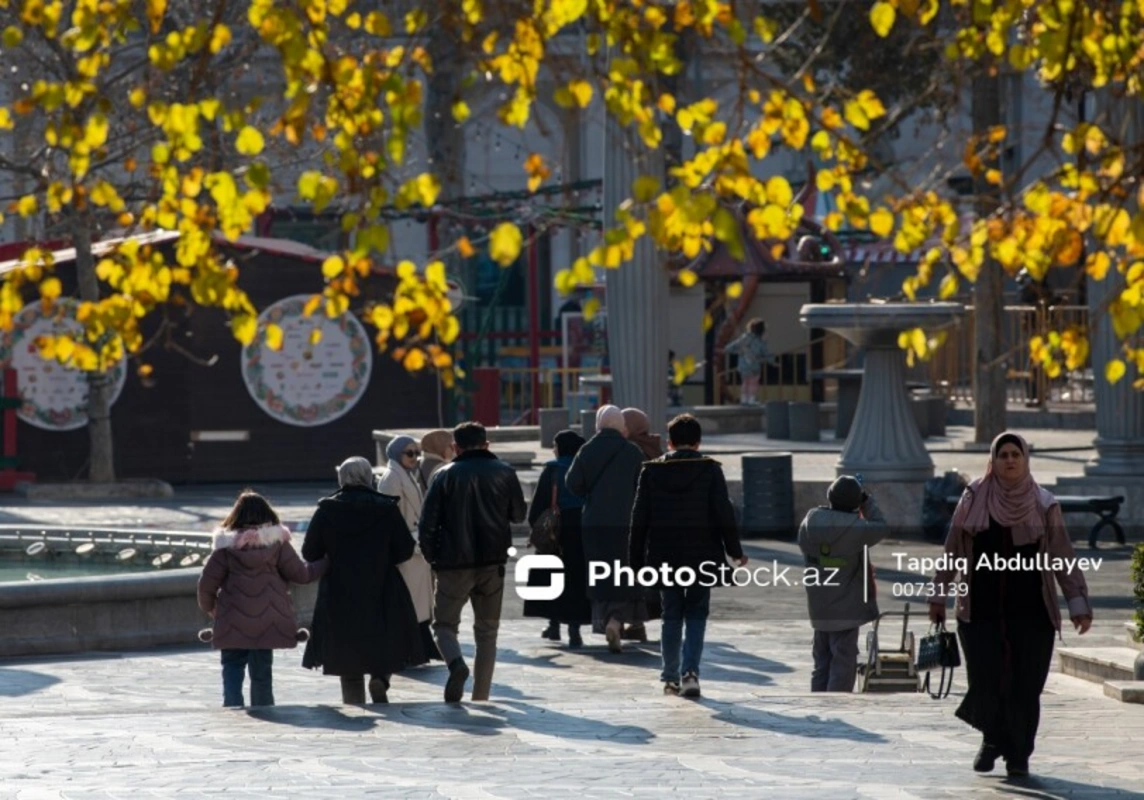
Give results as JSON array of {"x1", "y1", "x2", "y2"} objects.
[{"x1": 799, "y1": 302, "x2": 966, "y2": 482}]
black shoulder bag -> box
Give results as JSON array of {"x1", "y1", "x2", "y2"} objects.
[{"x1": 916, "y1": 622, "x2": 961, "y2": 699}]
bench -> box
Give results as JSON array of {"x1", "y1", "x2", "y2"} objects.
[{"x1": 945, "y1": 495, "x2": 1125, "y2": 549}]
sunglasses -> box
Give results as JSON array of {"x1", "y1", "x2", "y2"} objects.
[{"x1": 403, "y1": 449, "x2": 421, "y2": 458}]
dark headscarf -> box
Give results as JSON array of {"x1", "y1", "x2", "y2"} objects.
[{"x1": 554, "y1": 429, "x2": 585, "y2": 458}]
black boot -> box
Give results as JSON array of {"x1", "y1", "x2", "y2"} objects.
[
  {"x1": 973, "y1": 742, "x2": 1000, "y2": 773},
  {"x1": 1005, "y1": 758, "x2": 1030, "y2": 778},
  {"x1": 567, "y1": 625, "x2": 583, "y2": 649},
  {"x1": 368, "y1": 675, "x2": 389, "y2": 704},
  {"x1": 340, "y1": 676, "x2": 366, "y2": 704},
  {"x1": 541, "y1": 621, "x2": 561, "y2": 641},
  {"x1": 444, "y1": 657, "x2": 470, "y2": 703}
]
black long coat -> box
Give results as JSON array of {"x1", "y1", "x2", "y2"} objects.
[
  {"x1": 522, "y1": 459, "x2": 592, "y2": 624},
  {"x1": 565, "y1": 428, "x2": 646, "y2": 602},
  {"x1": 301, "y1": 485, "x2": 426, "y2": 676}
]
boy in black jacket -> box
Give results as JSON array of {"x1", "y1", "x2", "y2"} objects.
[{"x1": 629, "y1": 414, "x2": 748, "y2": 698}]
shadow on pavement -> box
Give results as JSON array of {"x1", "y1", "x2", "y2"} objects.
[
  {"x1": 0, "y1": 667, "x2": 61, "y2": 697},
  {"x1": 995, "y1": 773, "x2": 1144, "y2": 799},
  {"x1": 368, "y1": 700, "x2": 656, "y2": 744},
  {"x1": 246, "y1": 705, "x2": 377, "y2": 731},
  {"x1": 393, "y1": 666, "x2": 540, "y2": 701},
  {"x1": 696, "y1": 698, "x2": 887, "y2": 743}
]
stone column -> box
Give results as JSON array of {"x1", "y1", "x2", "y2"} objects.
[
  {"x1": 1086, "y1": 98, "x2": 1144, "y2": 476},
  {"x1": 1086, "y1": 267, "x2": 1144, "y2": 476},
  {"x1": 603, "y1": 115, "x2": 668, "y2": 431}
]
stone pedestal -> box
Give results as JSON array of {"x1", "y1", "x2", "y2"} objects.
[
  {"x1": 580, "y1": 409, "x2": 596, "y2": 440},
  {"x1": 538, "y1": 408, "x2": 569, "y2": 448},
  {"x1": 836, "y1": 347, "x2": 934, "y2": 481}
]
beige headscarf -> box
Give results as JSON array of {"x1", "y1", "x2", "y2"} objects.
[
  {"x1": 621, "y1": 407, "x2": 662, "y2": 460},
  {"x1": 952, "y1": 432, "x2": 1055, "y2": 546},
  {"x1": 595, "y1": 404, "x2": 626, "y2": 434},
  {"x1": 420, "y1": 430, "x2": 453, "y2": 460}
]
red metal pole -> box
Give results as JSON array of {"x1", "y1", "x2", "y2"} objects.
[{"x1": 527, "y1": 226, "x2": 541, "y2": 425}]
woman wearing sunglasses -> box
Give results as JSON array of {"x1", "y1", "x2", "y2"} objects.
[{"x1": 378, "y1": 435, "x2": 441, "y2": 662}]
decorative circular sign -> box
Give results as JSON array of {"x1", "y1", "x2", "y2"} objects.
[
  {"x1": 241, "y1": 294, "x2": 373, "y2": 427},
  {"x1": 0, "y1": 300, "x2": 128, "y2": 431}
]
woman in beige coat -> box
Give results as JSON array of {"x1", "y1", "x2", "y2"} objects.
[{"x1": 377, "y1": 435, "x2": 441, "y2": 661}]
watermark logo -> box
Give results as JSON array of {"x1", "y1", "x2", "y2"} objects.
[{"x1": 509, "y1": 547, "x2": 565, "y2": 601}]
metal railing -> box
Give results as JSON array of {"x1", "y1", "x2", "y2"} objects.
[
  {"x1": 497, "y1": 366, "x2": 599, "y2": 423},
  {"x1": 919, "y1": 304, "x2": 1092, "y2": 407},
  {"x1": 0, "y1": 525, "x2": 215, "y2": 571}
]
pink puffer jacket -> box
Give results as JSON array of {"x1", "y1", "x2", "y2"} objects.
[{"x1": 197, "y1": 524, "x2": 326, "y2": 650}]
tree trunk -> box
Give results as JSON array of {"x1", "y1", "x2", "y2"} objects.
[
  {"x1": 972, "y1": 71, "x2": 1007, "y2": 444},
  {"x1": 72, "y1": 208, "x2": 116, "y2": 482},
  {"x1": 425, "y1": 7, "x2": 465, "y2": 207}
]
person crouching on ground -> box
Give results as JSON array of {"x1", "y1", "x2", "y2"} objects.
[
  {"x1": 629, "y1": 413, "x2": 746, "y2": 698},
  {"x1": 197, "y1": 490, "x2": 327, "y2": 708},
  {"x1": 797, "y1": 476, "x2": 888, "y2": 693}
]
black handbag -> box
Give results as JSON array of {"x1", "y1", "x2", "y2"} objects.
[
  {"x1": 528, "y1": 483, "x2": 561, "y2": 556},
  {"x1": 916, "y1": 623, "x2": 960, "y2": 699}
]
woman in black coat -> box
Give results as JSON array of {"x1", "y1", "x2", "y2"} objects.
[
  {"x1": 523, "y1": 430, "x2": 592, "y2": 647},
  {"x1": 566, "y1": 405, "x2": 649, "y2": 653},
  {"x1": 302, "y1": 456, "x2": 426, "y2": 703}
]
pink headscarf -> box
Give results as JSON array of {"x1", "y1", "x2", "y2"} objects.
[
  {"x1": 952, "y1": 432, "x2": 1056, "y2": 546},
  {"x1": 621, "y1": 407, "x2": 663, "y2": 460}
]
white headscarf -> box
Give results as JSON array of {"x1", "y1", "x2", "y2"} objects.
[{"x1": 596, "y1": 404, "x2": 627, "y2": 434}]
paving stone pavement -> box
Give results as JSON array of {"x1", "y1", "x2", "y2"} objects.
[{"x1": 1, "y1": 613, "x2": 1141, "y2": 799}]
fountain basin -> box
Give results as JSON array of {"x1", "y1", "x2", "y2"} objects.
[
  {"x1": 800, "y1": 302, "x2": 965, "y2": 348},
  {"x1": 0, "y1": 526, "x2": 315, "y2": 657}
]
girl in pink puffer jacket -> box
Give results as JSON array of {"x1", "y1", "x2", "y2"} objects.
[{"x1": 197, "y1": 490, "x2": 326, "y2": 707}]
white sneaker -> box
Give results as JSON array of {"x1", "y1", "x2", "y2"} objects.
[{"x1": 681, "y1": 671, "x2": 701, "y2": 698}]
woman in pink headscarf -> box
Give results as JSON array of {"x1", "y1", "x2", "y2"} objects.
[
  {"x1": 621, "y1": 407, "x2": 663, "y2": 461},
  {"x1": 929, "y1": 432, "x2": 1092, "y2": 779}
]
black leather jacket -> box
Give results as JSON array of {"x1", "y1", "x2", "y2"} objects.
[{"x1": 418, "y1": 448, "x2": 526, "y2": 570}]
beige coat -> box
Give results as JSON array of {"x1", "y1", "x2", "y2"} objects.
[{"x1": 376, "y1": 466, "x2": 433, "y2": 623}]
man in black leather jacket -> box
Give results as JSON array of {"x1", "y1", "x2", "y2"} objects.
[{"x1": 419, "y1": 421, "x2": 526, "y2": 703}]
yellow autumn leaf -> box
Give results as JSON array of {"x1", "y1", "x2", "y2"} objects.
[
  {"x1": 869, "y1": 208, "x2": 894, "y2": 237},
  {"x1": 726, "y1": 281, "x2": 743, "y2": 299},
  {"x1": 425, "y1": 260, "x2": 447, "y2": 291},
  {"x1": 302, "y1": 295, "x2": 322, "y2": 317},
  {"x1": 1105, "y1": 358, "x2": 1126, "y2": 384},
  {"x1": 869, "y1": 2, "x2": 896, "y2": 37},
  {"x1": 235, "y1": 126, "x2": 265, "y2": 156},
  {"x1": 632, "y1": 175, "x2": 661, "y2": 202},
  {"x1": 582, "y1": 297, "x2": 601, "y2": 321},
  {"x1": 1085, "y1": 251, "x2": 1111, "y2": 281},
  {"x1": 265, "y1": 323, "x2": 284, "y2": 351},
  {"x1": 403, "y1": 348, "x2": 427, "y2": 371},
  {"x1": 322, "y1": 255, "x2": 345, "y2": 280},
  {"x1": 16, "y1": 195, "x2": 38, "y2": 217},
  {"x1": 39, "y1": 277, "x2": 62, "y2": 301},
  {"x1": 232, "y1": 314, "x2": 257, "y2": 345},
  {"x1": 678, "y1": 269, "x2": 699, "y2": 288},
  {"x1": 452, "y1": 100, "x2": 471, "y2": 123},
  {"x1": 457, "y1": 236, "x2": 475, "y2": 258},
  {"x1": 938, "y1": 273, "x2": 959, "y2": 299},
  {"x1": 489, "y1": 222, "x2": 523, "y2": 267},
  {"x1": 83, "y1": 114, "x2": 109, "y2": 149},
  {"x1": 309, "y1": 328, "x2": 323, "y2": 346}
]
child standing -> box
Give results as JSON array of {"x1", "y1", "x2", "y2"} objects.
[
  {"x1": 797, "y1": 476, "x2": 888, "y2": 692},
  {"x1": 197, "y1": 490, "x2": 327, "y2": 707},
  {"x1": 725, "y1": 318, "x2": 773, "y2": 405}
]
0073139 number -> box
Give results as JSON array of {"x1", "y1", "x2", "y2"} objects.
[{"x1": 890, "y1": 581, "x2": 969, "y2": 598}]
